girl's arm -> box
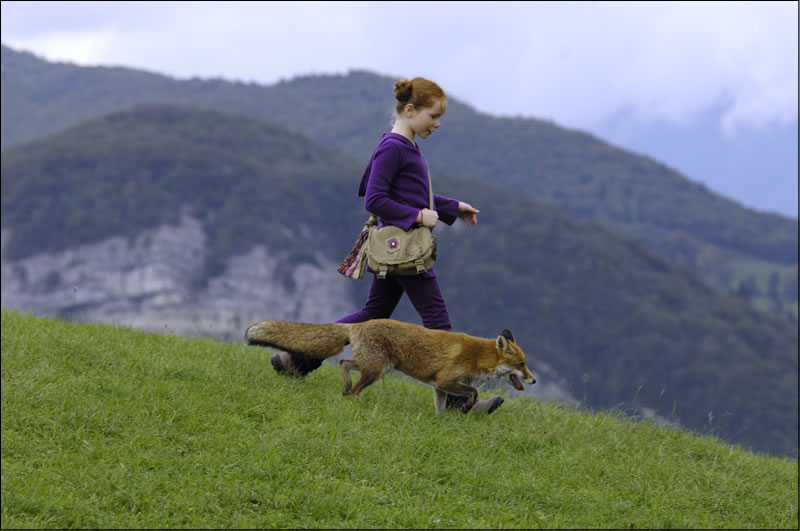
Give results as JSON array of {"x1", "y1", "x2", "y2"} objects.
[{"x1": 433, "y1": 194, "x2": 460, "y2": 225}]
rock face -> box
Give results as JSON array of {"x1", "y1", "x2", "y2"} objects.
[
  {"x1": 1, "y1": 213, "x2": 356, "y2": 340},
  {"x1": 1, "y1": 213, "x2": 577, "y2": 404}
]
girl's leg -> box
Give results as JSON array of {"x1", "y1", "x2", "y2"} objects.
[
  {"x1": 336, "y1": 275, "x2": 404, "y2": 324},
  {"x1": 395, "y1": 273, "x2": 451, "y2": 331},
  {"x1": 399, "y1": 273, "x2": 501, "y2": 413},
  {"x1": 396, "y1": 274, "x2": 466, "y2": 409}
]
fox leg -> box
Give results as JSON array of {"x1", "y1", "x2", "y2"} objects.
[
  {"x1": 339, "y1": 358, "x2": 380, "y2": 400},
  {"x1": 339, "y1": 359, "x2": 359, "y2": 396},
  {"x1": 344, "y1": 349, "x2": 395, "y2": 400},
  {"x1": 348, "y1": 366, "x2": 384, "y2": 400},
  {"x1": 435, "y1": 381, "x2": 479, "y2": 414},
  {"x1": 433, "y1": 389, "x2": 449, "y2": 414}
]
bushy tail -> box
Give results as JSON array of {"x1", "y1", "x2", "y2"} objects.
[{"x1": 244, "y1": 321, "x2": 351, "y2": 359}]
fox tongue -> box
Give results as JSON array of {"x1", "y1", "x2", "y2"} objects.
[{"x1": 510, "y1": 374, "x2": 524, "y2": 391}]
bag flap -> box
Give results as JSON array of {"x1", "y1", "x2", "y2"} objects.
[{"x1": 367, "y1": 225, "x2": 434, "y2": 265}]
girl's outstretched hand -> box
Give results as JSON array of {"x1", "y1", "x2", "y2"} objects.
[{"x1": 458, "y1": 202, "x2": 480, "y2": 225}]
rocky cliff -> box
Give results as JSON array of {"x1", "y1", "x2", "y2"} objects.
[{"x1": 1, "y1": 211, "x2": 355, "y2": 339}]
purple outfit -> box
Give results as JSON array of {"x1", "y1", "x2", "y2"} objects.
[
  {"x1": 358, "y1": 133, "x2": 460, "y2": 234},
  {"x1": 337, "y1": 132, "x2": 459, "y2": 328},
  {"x1": 288, "y1": 133, "x2": 462, "y2": 376}
]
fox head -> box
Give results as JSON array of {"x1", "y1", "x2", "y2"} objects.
[{"x1": 495, "y1": 329, "x2": 536, "y2": 391}]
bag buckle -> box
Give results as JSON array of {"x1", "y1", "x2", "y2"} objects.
[{"x1": 377, "y1": 266, "x2": 389, "y2": 279}]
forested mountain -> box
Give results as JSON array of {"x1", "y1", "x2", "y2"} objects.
[
  {"x1": 2, "y1": 105, "x2": 797, "y2": 456},
  {"x1": 1, "y1": 44, "x2": 796, "y2": 318}
]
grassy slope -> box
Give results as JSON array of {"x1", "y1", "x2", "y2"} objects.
[{"x1": 1, "y1": 310, "x2": 797, "y2": 529}]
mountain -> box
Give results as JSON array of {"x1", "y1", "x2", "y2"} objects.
[
  {"x1": 1, "y1": 105, "x2": 797, "y2": 456},
  {"x1": 595, "y1": 105, "x2": 799, "y2": 220},
  {"x1": 1, "y1": 45, "x2": 796, "y2": 319}
]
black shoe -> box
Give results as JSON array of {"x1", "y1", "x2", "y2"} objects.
[
  {"x1": 460, "y1": 395, "x2": 505, "y2": 414},
  {"x1": 270, "y1": 352, "x2": 302, "y2": 377},
  {"x1": 445, "y1": 394, "x2": 469, "y2": 410},
  {"x1": 485, "y1": 396, "x2": 504, "y2": 414}
]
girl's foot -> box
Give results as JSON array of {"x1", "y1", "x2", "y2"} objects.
[
  {"x1": 472, "y1": 396, "x2": 504, "y2": 414},
  {"x1": 445, "y1": 394, "x2": 504, "y2": 414},
  {"x1": 270, "y1": 351, "x2": 302, "y2": 377}
]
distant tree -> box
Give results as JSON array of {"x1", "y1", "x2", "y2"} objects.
[
  {"x1": 767, "y1": 271, "x2": 781, "y2": 303},
  {"x1": 781, "y1": 269, "x2": 798, "y2": 302},
  {"x1": 736, "y1": 276, "x2": 760, "y2": 299}
]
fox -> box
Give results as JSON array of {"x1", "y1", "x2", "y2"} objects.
[{"x1": 244, "y1": 318, "x2": 536, "y2": 414}]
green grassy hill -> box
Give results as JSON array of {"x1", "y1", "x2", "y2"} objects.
[
  {"x1": 2, "y1": 44, "x2": 796, "y2": 317},
  {"x1": 1, "y1": 310, "x2": 797, "y2": 529},
  {"x1": 2, "y1": 105, "x2": 797, "y2": 456}
]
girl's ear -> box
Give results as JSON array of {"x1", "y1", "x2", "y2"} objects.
[{"x1": 404, "y1": 103, "x2": 416, "y2": 116}]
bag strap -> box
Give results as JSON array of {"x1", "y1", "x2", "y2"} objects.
[{"x1": 424, "y1": 160, "x2": 434, "y2": 210}]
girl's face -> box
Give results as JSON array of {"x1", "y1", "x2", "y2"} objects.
[{"x1": 407, "y1": 98, "x2": 446, "y2": 139}]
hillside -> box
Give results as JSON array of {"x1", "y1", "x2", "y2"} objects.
[
  {"x1": 1, "y1": 44, "x2": 797, "y2": 318},
  {"x1": 0, "y1": 105, "x2": 365, "y2": 276},
  {"x1": 1, "y1": 105, "x2": 797, "y2": 456},
  {"x1": 2, "y1": 310, "x2": 797, "y2": 528}
]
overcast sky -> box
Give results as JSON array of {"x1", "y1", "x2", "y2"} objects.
[
  {"x1": 2, "y1": 1, "x2": 796, "y2": 133},
  {"x1": 2, "y1": 1, "x2": 798, "y2": 215}
]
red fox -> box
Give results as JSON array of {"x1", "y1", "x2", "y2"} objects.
[{"x1": 244, "y1": 318, "x2": 536, "y2": 414}]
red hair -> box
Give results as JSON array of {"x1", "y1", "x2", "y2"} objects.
[{"x1": 394, "y1": 77, "x2": 447, "y2": 114}]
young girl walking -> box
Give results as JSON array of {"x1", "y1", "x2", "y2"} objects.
[{"x1": 271, "y1": 77, "x2": 504, "y2": 414}]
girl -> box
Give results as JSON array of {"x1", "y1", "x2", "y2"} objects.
[{"x1": 272, "y1": 77, "x2": 504, "y2": 414}]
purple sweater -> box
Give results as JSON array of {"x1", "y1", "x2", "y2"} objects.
[{"x1": 358, "y1": 133, "x2": 460, "y2": 231}]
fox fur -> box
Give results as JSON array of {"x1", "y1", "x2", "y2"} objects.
[{"x1": 244, "y1": 318, "x2": 536, "y2": 414}]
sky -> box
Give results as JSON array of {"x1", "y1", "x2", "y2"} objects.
[{"x1": 2, "y1": 0, "x2": 798, "y2": 216}]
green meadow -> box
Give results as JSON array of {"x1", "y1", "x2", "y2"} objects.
[{"x1": 2, "y1": 310, "x2": 797, "y2": 529}]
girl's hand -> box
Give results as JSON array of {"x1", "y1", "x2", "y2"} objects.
[
  {"x1": 417, "y1": 208, "x2": 439, "y2": 228},
  {"x1": 458, "y1": 202, "x2": 480, "y2": 225}
]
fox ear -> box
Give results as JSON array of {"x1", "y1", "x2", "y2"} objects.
[
  {"x1": 500, "y1": 329, "x2": 515, "y2": 343},
  {"x1": 496, "y1": 335, "x2": 507, "y2": 351},
  {"x1": 497, "y1": 334, "x2": 510, "y2": 352}
]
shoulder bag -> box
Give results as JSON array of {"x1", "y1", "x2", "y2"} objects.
[{"x1": 337, "y1": 165, "x2": 437, "y2": 280}]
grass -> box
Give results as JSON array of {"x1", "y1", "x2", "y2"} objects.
[{"x1": 1, "y1": 309, "x2": 798, "y2": 529}]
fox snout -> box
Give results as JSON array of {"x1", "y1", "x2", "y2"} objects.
[
  {"x1": 525, "y1": 369, "x2": 536, "y2": 385},
  {"x1": 507, "y1": 368, "x2": 536, "y2": 391}
]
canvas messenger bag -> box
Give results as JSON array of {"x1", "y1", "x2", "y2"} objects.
[
  {"x1": 366, "y1": 165, "x2": 437, "y2": 279},
  {"x1": 337, "y1": 165, "x2": 437, "y2": 280}
]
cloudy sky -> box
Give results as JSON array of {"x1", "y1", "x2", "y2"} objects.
[{"x1": 2, "y1": 1, "x2": 798, "y2": 215}]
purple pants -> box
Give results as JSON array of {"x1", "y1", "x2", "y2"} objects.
[
  {"x1": 288, "y1": 270, "x2": 451, "y2": 374},
  {"x1": 337, "y1": 270, "x2": 452, "y2": 329}
]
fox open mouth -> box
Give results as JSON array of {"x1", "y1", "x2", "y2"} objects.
[{"x1": 509, "y1": 374, "x2": 524, "y2": 391}]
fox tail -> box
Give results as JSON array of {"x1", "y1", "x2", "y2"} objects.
[{"x1": 244, "y1": 321, "x2": 351, "y2": 359}]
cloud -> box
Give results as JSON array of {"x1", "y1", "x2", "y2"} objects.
[
  {"x1": 1, "y1": 1, "x2": 797, "y2": 135},
  {"x1": 439, "y1": 1, "x2": 798, "y2": 136}
]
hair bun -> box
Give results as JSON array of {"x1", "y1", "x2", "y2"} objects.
[{"x1": 394, "y1": 79, "x2": 413, "y2": 102}]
